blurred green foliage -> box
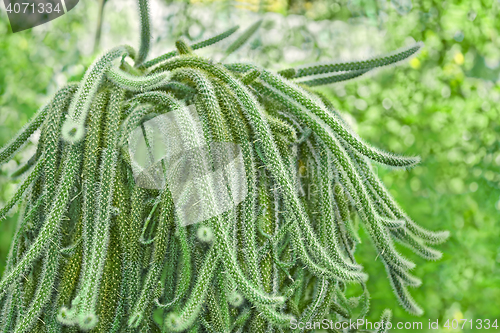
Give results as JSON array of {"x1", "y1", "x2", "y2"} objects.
[
  {"x1": 322, "y1": 1, "x2": 500, "y2": 330},
  {"x1": 1, "y1": 0, "x2": 499, "y2": 332},
  {"x1": 284, "y1": 0, "x2": 500, "y2": 330}
]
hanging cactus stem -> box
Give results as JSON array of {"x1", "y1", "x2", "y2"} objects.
[{"x1": 0, "y1": 1, "x2": 448, "y2": 332}]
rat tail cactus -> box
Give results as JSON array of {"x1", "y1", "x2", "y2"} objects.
[{"x1": 0, "y1": 1, "x2": 448, "y2": 332}]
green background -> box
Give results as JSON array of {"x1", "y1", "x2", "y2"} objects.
[{"x1": 1, "y1": 0, "x2": 499, "y2": 332}]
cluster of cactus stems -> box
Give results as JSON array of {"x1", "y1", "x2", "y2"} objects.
[{"x1": 0, "y1": 1, "x2": 449, "y2": 332}]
